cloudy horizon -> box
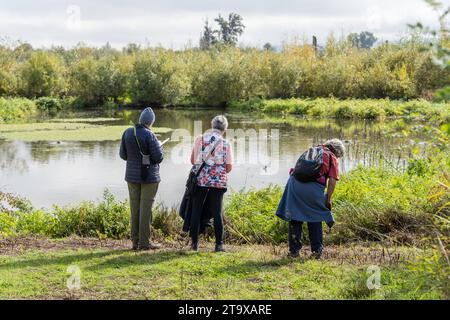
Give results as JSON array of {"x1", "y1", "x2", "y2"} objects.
[{"x1": 0, "y1": 0, "x2": 445, "y2": 49}]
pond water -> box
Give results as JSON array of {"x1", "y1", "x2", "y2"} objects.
[{"x1": 0, "y1": 108, "x2": 419, "y2": 208}]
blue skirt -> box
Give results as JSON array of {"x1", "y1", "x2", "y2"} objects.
[{"x1": 276, "y1": 176, "x2": 334, "y2": 224}]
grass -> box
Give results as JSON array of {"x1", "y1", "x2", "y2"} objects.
[
  {"x1": 49, "y1": 118, "x2": 123, "y2": 123},
  {"x1": 0, "y1": 123, "x2": 172, "y2": 142},
  {"x1": 230, "y1": 98, "x2": 450, "y2": 122},
  {"x1": 0, "y1": 238, "x2": 445, "y2": 300}
]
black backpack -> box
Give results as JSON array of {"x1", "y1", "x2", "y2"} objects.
[{"x1": 292, "y1": 146, "x2": 325, "y2": 182}]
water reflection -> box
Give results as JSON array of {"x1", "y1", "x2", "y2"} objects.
[{"x1": 0, "y1": 109, "x2": 419, "y2": 208}]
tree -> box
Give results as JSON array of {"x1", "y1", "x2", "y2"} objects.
[
  {"x1": 69, "y1": 56, "x2": 127, "y2": 105},
  {"x1": 215, "y1": 13, "x2": 245, "y2": 46},
  {"x1": 263, "y1": 43, "x2": 274, "y2": 51},
  {"x1": 348, "y1": 31, "x2": 377, "y2": 49},
  {"x1": 200, "y1": 20, "x2": 218, "y2": 50},
  {"x1": 123, "y1": 43, "x2": 141, "y2": 55},
  {"x1": 408, "y1": 0, "x2": 449, "y2": 101},
  {"x1": 19, "y1": 51, "x2": 66, "y2": 98}
]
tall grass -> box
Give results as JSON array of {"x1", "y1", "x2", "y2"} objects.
[{"x1": 231, "y1": 98, "x2": 450, "y2": 121}]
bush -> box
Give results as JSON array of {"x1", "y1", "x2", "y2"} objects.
[
  {"x1": 224, "y1": 185, "x2": 287, "y2": 244},
  {"x1": 18, "y1": 51, "x2": 66, "y2": 98},
  {"x1": 35, "y1": 97, "x2": 63, "y2": 116},
  {"x1": 231, "y1": 98, "x2": 450, "y2": 121},
  {"x1": 0, "y1": 97, "x2": 37, "y2": 123},
  {"x1": 130, "y1": 49, "x2": 190, "y2": 106}
]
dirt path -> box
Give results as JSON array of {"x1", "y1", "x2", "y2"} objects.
[
  {"x1": 0, "y1": 236, "x2": 422, "y2": 266},
  {"x1": 0, "y1": 236, "x2": 130, "y2": 255}
]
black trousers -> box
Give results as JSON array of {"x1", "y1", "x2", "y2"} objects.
[
  {"x1": 288, "y1": 220, "x2": 323, "y2": 254},
  {"x1": 190, "y1": 186, "x2": 226, "y2": 245}
]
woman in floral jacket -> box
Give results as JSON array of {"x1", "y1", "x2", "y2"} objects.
[{"x1": 189, "y1": 115, "x2": 233, "y2": 252}]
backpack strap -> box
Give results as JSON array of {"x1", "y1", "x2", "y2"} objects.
[
  {"x1": 195, "y1": 135, "x2": 222, "y2": 176},
  {"x1": 133, "y1": 125, "x2": 149, "y2": 157}
]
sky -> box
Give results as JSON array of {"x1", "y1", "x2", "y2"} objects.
[{"x1": 0, "y1": 0, "x2": 447, "y2": 49}]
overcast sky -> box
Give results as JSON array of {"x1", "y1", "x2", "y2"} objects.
[{"x1": 0, "y1": 0, "x2": 447, "y2": 49}]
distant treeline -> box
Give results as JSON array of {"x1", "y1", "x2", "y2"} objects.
[{"x1": 0, "y1": 36, "x2": 449, "y2": 108}]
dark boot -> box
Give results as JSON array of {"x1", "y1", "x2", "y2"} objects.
[
  {"x1": 311, "y1": 250, "x2": 323, "y2": 260},
  {"x1": 215, "y1": 244, "x2": 225, "y2": 252},
  {"x1": 288, "y1": 220, "x2": 303, "y2": 256},
  {"x1": 191, "y1": 242, "x2": 199, "y2": 251},
  {"x1": 138, "y1": 242, "x2": 161, "y2": 251}
]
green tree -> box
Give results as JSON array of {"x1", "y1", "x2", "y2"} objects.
[
  {"x1": 130, "y1": 50, "x2": 190, "y2": 105},
  {"x1": 199, "y1": 20, "x2": 218, "y2": 50},
  {"x1": 215, "y1": 13, "x2": 245, "y2": 46},
  {"x1": 348, "y1": 31, "x2": 378, "y2": 49},
  {"x1": 69, "y1": 56, "x2": 127, "y2": 106},
  {"x1": 409, "y1": 0, "x2": 450, "y2": 101},
  {"x1": 263, "y1": 43, "x2": 274, "y2": 51},
  {"x1": 19, "y1": 51, "x2": 66, "y2": 98}
]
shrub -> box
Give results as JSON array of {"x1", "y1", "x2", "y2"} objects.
[
  {"x1": 0, "y1": 97, "x2": 37, "y2": 123},
  {"x1": 35, "y1": 97, "x2": 63, "y2": 116},
  {"x1": 224, "y1": 185, "x2": 287, "y2": 244}
]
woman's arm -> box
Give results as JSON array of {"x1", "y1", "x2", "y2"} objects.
[
  {"x1": 190, "y1": 148, "x2": 195, "y2": 165},
  {"x1": 325, "y1": 177, "x2": 337, "y2": 209},
  {"x1": 225, "y1": 143, "x2": 233, "y2": 173},
  {"x1": 119, "y1": 131, "x2": 127, "y2": 160},
  {"x1": 148, "y1": 132, "x2": 164, "y2": 164}
]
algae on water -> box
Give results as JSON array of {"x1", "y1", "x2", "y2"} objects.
[{"x1": 0, "y1": 122, "x2": 172, "y2": 142}]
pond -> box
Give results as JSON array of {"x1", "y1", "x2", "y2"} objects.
[{"x1": 0, "y1": 108, "x2": 422, "y2": 208}]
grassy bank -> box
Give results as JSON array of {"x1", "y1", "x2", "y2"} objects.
[
  {"x1": 0, "y1": 238, "x2": 447, "y2": 300},
  {"x1": 1, "y1": 148, "x2": 448, "y2": 244},
  {"x1": 0, "y1": 122, "x2": 172, "y2": 142},
  {"x1": 2, "y1": 96, "x2": 450, "y2": 124},
  {"x1": 231, "y1": 98, "x2": 450, "y2": 121}
]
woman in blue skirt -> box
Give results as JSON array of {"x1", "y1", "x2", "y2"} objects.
[{"x1": 276, "y1": 139, "x2": 345, "y2": 258}]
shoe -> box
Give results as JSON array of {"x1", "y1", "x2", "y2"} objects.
[
  {"x1": 148, "y1": 242, "x2": 161, "y2": 250},
  {"x1": 288, "y1": 251, "x2": 300, "y2": 258},
  {"x1": 191, "y1": 242, "x2": 199, "y2": 251},
  {"x1": 311, "y1": 251, "x2": 322, "y2": 259},
  {"x1": 215, "y1": 244, "x2": 225, "y2": 252},
  {"x1": 138, "y1": 243, "x2": 161, "y2": 251}
]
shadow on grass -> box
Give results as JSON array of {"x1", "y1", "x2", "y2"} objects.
[
  {"x1": 0, "y1": 249, "x2": 130, "y2": 270},
  {"x1": 0, "y1": 246, "x2": 300, "y2": 277},
  {"x1": 0, "y1": 248, "x2": 198, "y2": 272},
  {"x1": 216, "y1": 256, "x2": 301, "y2": 276},
  {"x1": 85, "y1": 250, "x2": 192, "y2": 271}
]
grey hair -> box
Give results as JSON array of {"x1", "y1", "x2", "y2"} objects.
[
  {"x1": 324, "y1": 139, "x2": 345, "y2": 158},
  {"x1": 211, "y1": 115, "x2": 229, "y2": 132}
]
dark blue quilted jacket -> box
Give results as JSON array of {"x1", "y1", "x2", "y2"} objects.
[{"x1": 119, "y1": 124, "x2": 164, "y2": 184}]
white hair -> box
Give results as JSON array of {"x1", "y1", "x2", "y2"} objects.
[
  {"x1": 211, "y1": 115, "x2": 228, "y2": 132},
  {"x1": 324, "y1": 139, "x2": 345, "y2": 158}
]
